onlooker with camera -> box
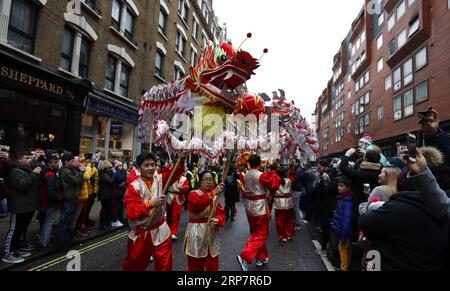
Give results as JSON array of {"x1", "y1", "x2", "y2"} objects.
[
  {"x1": 57, "y1": 153, "x2": 84, "y2": 248},
  {"x1": 38, "y1": 151, "x2": 62, "y2": 248},
  {"x1": 2, "y1": 151, "x2": 41, "y2": 264}
]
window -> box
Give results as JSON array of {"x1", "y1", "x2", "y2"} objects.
[
  {"x1": 190, "y1": 48, "x2": 197, "y2": 67},
  {"x1": 155, "y1": 51, "x2": 164, "y2": 77},
  {"x1": 124, "y1": 9, "x2": 134, "y2": 41},
  {"x1": 398, "y1": 29, "x2": 407, "y2": 48},
  {"x1": 416, "y1": 80, "x2": 428, "y2": 102},
  {"x1": 158, "y1": 8, "x2": 167, "y2": 35},
  {"x1": 347, "y1": 90, "x2": 351, "y2": 99},
  {"x1": 397, "y1": 1, "x2": 406, "y2": 20},
  {"x1": 377, "y1": 58, "x2": 384, "y2": 72},
  {"x1": 351, "y1": 45, "x2": 356, "y2": 57},
  {"x1": 173, "y1": 66, "x2": 184, "y2": 80},
  {"x1": 176, "y1": 30, "x2": 186, "y2": 56},
  {"x1": 403, "y1": 58, "x2": 413, "y2": 86},
  {"x1": 79, "y1": 38, "x2": 91, "y2": 78},
  {"x1": 120, "y1": 65, "x2": 130, "y2": 97},
  {"x1": 364, "y1": 92, "x2": 370, "y2": 105},
  {"x1": 111, "y1": 0, "x2": 136, "y2": 41},
  {"x1": 85, "y1": 0, "x2": 96, "y2": 10},
  {"x1": 393, "y1": 67, "x2": 402, "y2": 91},
  {"x1": 378, "y1": 13, "x2": 384, "y2": 27},
  {"x1": 192, "y1": 19, "x2": 198, "y2": 39},
  {"x1": 105, "y1": 56, "x2": 116, "y2": 91},
  {"x1": 388, "y1": 14, "x2": 395, "y2": 32},
  {"x1": 347, "y1": 123, "x2": 352, "y2": 134},
  {"x1": 377, "y1": 34, "x2": 383, "y2": 50},
  {"x1": 385, "y1": 75, "x2": 392, "y2": 91},
  {"x1": 403, "y1": 89, "x2": 414, "y2": 117},
  {"x1": 60, "y1": 28, "x2": 74, "y2": 71},
  {"x1": 388, "y1": 39, "x2": 396, "y2": 58},
  {"x1": 7, "y1": 0, "x2": 38, "y2": 54},
  {"x1": 112, "y1": 0, "x2": 121, "y2": 29},
  {"x1": 408, "y1": 0, "x2": 416, "y2": 7},
  {"x1": 364, "y1": 113, "x2": 370, "y2": 127},
  {"x1": 364, "y1": 70, "x2": 370, "y2": 84},
  {"x1": 178, "y1": 0, "x2": 189, "y2": 23},
  {"x1": 409, "y1": 16, "x2": 420, "y2": 37},
  {"x1": 394, "y1": 96, "x2": 402, "y2": 120},
  {"x1": 415, "y1": 46, "x2": 427, "y2": 70},
  {"x1": 377, "y1": 106, "x2": 384, "y2": 120}
]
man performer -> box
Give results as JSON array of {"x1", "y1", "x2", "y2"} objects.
[
  {"x1": 237, "y1": 154, "x2": 281, "y2": 271},
  {"x1": 122, "y1": 152, "x2": 185, "y2": 271},
  {"x1": 183, "y1": 171, "x2": 225, "y2": 271},
  {"x1": 166, "y1": 174, "x2": 189, "y2": 240}
]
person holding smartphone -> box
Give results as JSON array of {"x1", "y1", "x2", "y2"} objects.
[{"x1": 419, "y1": 109, "x2": 450, "y2": 167}]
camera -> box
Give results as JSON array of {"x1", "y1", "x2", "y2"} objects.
[
  {"x1": 404, "y1": 133, "x2": 417, "y2": 163},
  {"x1": 417, "y1": 107, "x2": 433, "y2": 122}
]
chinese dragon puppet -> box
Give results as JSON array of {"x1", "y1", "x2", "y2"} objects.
[{"x1": 138, "y1": 37, "x2": 319, "y2": 161}]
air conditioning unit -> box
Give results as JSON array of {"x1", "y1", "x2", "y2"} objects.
[
  {"x1": 394, "y1": 111, "x2": 402, "y2": 120},
  {"x1": 394, "y1": 82, "x2": 402, "y2": 91}
]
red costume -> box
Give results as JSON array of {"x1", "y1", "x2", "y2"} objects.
[
  {"x1": 184, "y1": 189, "x2": 225, "y2": 271},
  {"x1": 239, "y1": 168, "x2": 281, "y2": 264},
  {"x1": 122, "y1": 164, "x2": 184, "y2": 271},
  {"x1": 166, "y1": 176, "x2": 189, "y2": 238},
  {"x1": 126, "y1": 168, "x2": 140, "y2": 186},
  {"x1": 273, "y1": 178, "x2": 294, "y2": 241}
]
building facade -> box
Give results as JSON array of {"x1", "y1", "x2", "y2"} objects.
[
  {"x1": 316, "y1": 0, "x2": 450, "y2": 158},
  {"x1": 0, "y1": 0, "x2": 226, "y2": 161}
]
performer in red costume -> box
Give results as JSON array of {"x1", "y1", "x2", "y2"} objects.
[
  {"x1": 237, "y1": 154, "x2": 281, "y2": 271},
  {"x1": 122, "y1": 152, "x2": 185, "y2": 271},
  {"x1": 166, "y1": 175, "x2": 189, "y2": 240},
  {"x1": 184, "y1": 171, "x2": 225, "y2": 271},
  {"x1": 273, "y1": 168, "x2": 295, "y2": 242}
]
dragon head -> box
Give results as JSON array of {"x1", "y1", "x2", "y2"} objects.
[{"x1": 188, "y1": 42, "x2": 260, "y2": 108}]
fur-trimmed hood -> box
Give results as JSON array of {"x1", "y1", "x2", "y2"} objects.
[{"x1": 419, "y1": 146, "x2": 444, "y2": 168}]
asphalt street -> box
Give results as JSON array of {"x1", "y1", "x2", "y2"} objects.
[{"x1": 12, "y1": 200, "x2": 327, "y2": 271}]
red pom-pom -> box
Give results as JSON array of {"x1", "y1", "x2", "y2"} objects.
[
  {"x1": 247, "y1": 32, "x2": 252, "y2": 38},
  {"x1": 263, "y1": 48, "x2": 268, "y2": 53}
]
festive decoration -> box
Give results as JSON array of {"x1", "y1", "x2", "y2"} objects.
[{"x1": 234, "y1": 93, "x2": 266, "y2": 117}]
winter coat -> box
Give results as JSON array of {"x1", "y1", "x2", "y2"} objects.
[
  {"x1": 331, "y1": 192, "x2": 353, "y2": 242},
  {"x1": 359, "y1": 191, "x2": 448, "y2": 271},
  {"x1": 425, "y1": 128, "x2": 450, "y2": 167},
  {"x1": 224, "y1": 171, "x2": 240, "y2": 206},
  {"x1": 7, "y1": 165, "x2": 40, "y2": 213},
  {"x1": 79, "y1": 165, "x2": 94, "y2": 201},
  {"x1": 115, "y1": 170, "x2": 127, "y2": 197},
  {"x1": 60, "y1": 167, "x2": 84, "y2": 201},
  {"x1": 99, "y1": 170, "x2": 115, "y2": 201},
  {"x1": 42, "y1": 168, "x2": 63, "y2": 209}
]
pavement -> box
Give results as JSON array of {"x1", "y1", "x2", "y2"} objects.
[
  {"x1": 0, "y1": 200, "x2": 125, "y2": 271},
  {"x1": 5, "y1": 197, "x2": 329, "y2": 271}
]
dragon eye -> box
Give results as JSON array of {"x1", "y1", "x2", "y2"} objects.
[{"x1": 220, "y1": 55, "x2": 228, "y2": 62}]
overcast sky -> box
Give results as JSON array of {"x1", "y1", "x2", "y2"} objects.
[{"x1": 213, "y1": 0, "x2": 365, "y2": 123}]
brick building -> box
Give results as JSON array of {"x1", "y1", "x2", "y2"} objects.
[
  {"x1": 315, "y1": 0, "x2": 450, "y2": 158},
  {"x1": 0, "y1": 0, "x2": 226, "y2": 160}
]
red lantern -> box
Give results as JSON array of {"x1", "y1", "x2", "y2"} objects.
[{"x1": 234, "y1": 93, "x2": 266, "y2": 117}]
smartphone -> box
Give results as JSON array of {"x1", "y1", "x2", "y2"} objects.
[
  {"x1": 404, "y1": 133, "x2": 417, "y2": 163},
  {"x1": 417, "y1": 107, "x2": 433, "y2": 122}
]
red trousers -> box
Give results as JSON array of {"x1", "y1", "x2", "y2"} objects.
[
  {"x1": 122, "y1": 230, "x2": 172, "y2": 271},
  {"x1": 240, "y1": 214, "x2": 269, "y2": 263},
  {"x1": 166, "y1": 202, "x2": 182, "y2": 236},
  {"x1": 275, "y1": 209, "x2": 294, "y2": 240},
  {"x1": 186, "y1": 252, "x2": 219, "y2": 271}
]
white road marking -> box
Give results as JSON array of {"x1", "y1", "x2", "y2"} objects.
[{"x1": 312, "y1": 240, "x2": 335, "y2": 272}]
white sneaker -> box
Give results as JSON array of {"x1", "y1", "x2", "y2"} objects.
[
  {"x1": 315, "y1": 249, "x2": 328, "y2": 257},
  {"x1": 15, "y1": 250, "x2": 32, "y2": 258},
  {"x1": 236, "y1": 255, "x2": 248, "y2": 271},
  {"x1": 149, "y1": 256, "x2": 154, "y2": 262},
  {"x1": 171, "y1": 234, "x2": 178, "y2": 241},
  {"x1": 255, "y1": 258, "x2": 269, "y2": 267},
  {"x1": 2, "y1": 254, "x2": 25, "y2": 264}
]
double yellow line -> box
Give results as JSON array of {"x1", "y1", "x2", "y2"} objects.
[{"x1": 28, "y1": 231, "x2": 128, "y2": 271}]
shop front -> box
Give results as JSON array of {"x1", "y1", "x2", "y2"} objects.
[
  {"x1": 0, "y1": 51, "x2": 91, "y2": 156},
  {"x1": 80, "y1": 91, "x2": 139, "y2": 162}
]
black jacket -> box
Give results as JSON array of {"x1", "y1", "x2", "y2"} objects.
[
  {"x1": 224, "y1": 171, "x2": 240, "y2": 205},
  {"x1": 43, "y1": 168, "x2": 62, "y2": 209},
  {"x1": 359, "y1": 191, "x2": 448, "y2": 271},
  {"x1": 425, "y1": 128, "x2": 450, "y2": 167},
  {"x1": 8, "y1": 164, "x2": 40, "y2": 214},
  {"x1": 99, "y1": 170, "x2": 115, "y2": 201}
]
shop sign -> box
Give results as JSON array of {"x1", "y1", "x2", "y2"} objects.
[
  {"x1": 0, "y1": 65, "x2": 74, "y2": 99},
  {"x1": 88, "y1": 99, "x2": 138, "y2": 123},
  {"x1": 110, "y1": 122, "x2": 123, "y2": 137}
]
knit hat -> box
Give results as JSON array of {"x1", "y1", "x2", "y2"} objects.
[
  {"x1": 359, "y1": 134, "x2": 373, "y2": 147},
  {"x1": 103, "y1": 161, "x2": 113, "y2": 169},
  {"x1": 114, "y1": 160, "x2": 123, "y2": 168},
  {"x1": 387, "y1": 157, "x2": 405, "y2": 170}
]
